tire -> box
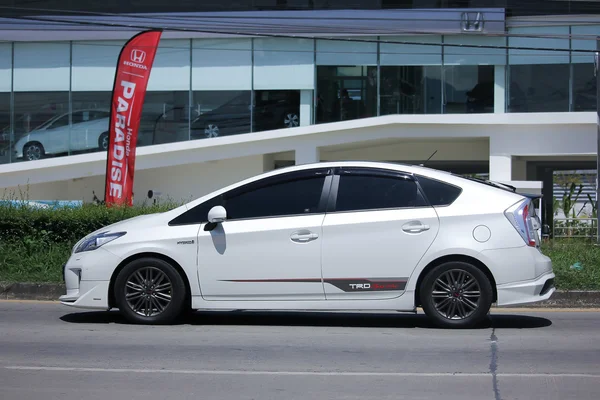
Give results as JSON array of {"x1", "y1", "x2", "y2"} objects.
[
  {"x1": 98, "y1": 132, "x2": 109, "y2": 151},
  {"x1": 420, "y1": 261, "x2": 493, "y2": 329},
  {"x1": 114, "y1": 257, "x2": 187, "y2": 325},
  {"x1": 23, "y1": 142, "x2": 45, "y2": 161}
]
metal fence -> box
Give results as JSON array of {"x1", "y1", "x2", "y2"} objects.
[{"x1": 552, "y1": 218, "x2": 598, "y2": 239}]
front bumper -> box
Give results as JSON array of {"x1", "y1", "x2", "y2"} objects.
[
  {"x1": 59, "y1": 247, "x2": 122, "y2": 310},
  {"x1": 495, "y1": 271, "x2": 556, "y2": 307}
]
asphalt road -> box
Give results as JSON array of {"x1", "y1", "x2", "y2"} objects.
[{"x1": 0, "y1": 301, "x2": 599, "y2": 400}]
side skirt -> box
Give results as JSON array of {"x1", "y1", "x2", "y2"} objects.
[{"x1": 190, "y1": 290, "x2": 417, "y2": 312}]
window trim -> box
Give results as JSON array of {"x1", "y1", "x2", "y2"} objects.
[
  {"x1": 327, "y1": 167, "x2": 430, "y2": 214},
  {"x1": 168, "y1": 168, "x2": 333, "y2": 226}
]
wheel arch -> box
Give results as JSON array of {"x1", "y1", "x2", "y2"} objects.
[
  {"x1": 108, "y1": 252, "x2": 192, "y2": 309},
  {"x1": 414, "y1": 254, "x2": 497, "y2": 307},
  {"x1": 23, "y1": 140, "x2": 45, "y2": 151}
]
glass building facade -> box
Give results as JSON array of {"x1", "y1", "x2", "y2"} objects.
[
  {"x1": 1, "y1": 0, "x2": 598, "y2": 17},
  {"x1": 0, "y1": 24, "x2": 598, "y2": 165}
]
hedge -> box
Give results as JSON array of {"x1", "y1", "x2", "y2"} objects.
[
  {"x1": 0, "y1": 202, "x2": 178, "y2": 245},
  {"x1": 1, "y1": 203, "x2": 599, "y2": 289}
]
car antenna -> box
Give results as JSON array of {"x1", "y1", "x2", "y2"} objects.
[{"x1": 420, "y1": 150, "x2": 438, "y2": 167}]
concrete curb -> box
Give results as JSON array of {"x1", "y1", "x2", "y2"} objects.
[
  {"x1": 508, "y1": 290, "x2": 600, "y2": 308},
  {"x1": 2, "y1": 283, "x2": 600, "y2": 307},
  {"x1": 0, "y1": 282, "x2": 66, "y2": 301}
]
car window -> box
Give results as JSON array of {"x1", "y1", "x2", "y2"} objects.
[
  {"x1": 334, "y1": 174, "x2": 427, "y2": 212},
  {"x1": 94, "y1": 111, "x2": 111, "y2": 119},
  {"x1": 47, "y1": 114, "x2": 69, "y2": 129},
  {"x1": 169, "y1": 195, "x2": 223, "y2": 226},
  {"x1": 416, "y1": 175, "x2": 462, "y2": 206},
  {"x1": 71, "y1": 112, "x2": 84, "y2": 124},
  {"x1": 224, "y1": 176, "x2": 326, "y2": 220},
  {"x1": 169, "y1": 169, "x2": 330, "y2": 225}
]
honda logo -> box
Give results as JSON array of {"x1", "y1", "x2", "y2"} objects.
[
  {"x1": 461, "y1": 12, "x2": 484, "y2": 32},
  {"x1": 131, "y1": 49, "x2": 146, "y2": 64}
]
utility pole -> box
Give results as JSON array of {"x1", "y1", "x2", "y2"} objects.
[{"x1": 596, "y1": 38, "x2": 600, "y2": 243}]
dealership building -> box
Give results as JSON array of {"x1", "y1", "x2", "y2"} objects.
[{"x1": 0, "y1": 1, "x2": 599, "y2": 223}]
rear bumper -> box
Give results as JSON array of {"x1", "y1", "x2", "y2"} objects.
[{"x1": 495, "y1": 271, "x2": 556, "y2": 307}]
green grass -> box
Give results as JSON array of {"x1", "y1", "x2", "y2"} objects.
[
  {"x1": 1, "y1": 239, "x2": 599, "y2": 290},
  {"x1": 0, "y1": 242, "x2": 72, "y2": 283},
  {"x1": 541, "y1": 239, "x2": 600, "y2": 291}
]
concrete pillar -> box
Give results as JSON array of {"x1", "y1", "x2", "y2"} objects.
[
  {"x1": 494, "y1": 65, "x2": 506, "y2": 114},
  {"x1": 300, "y1": 90, "x2": 313, "y2": 126},
  {"x1": 489, "y1": 155, "x2": 527, "y2": 182},
  {"x1": 295, "y1": 145, "x2": 319, "y2": 165},
  {"x1": 489, "y1": 155, "x2": 512, "y2": 181}
]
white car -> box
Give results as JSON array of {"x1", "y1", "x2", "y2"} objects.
[
  {"x1": 60, "y1": 161, "x2": 555, "y2": 328},
  {"x1": 15, "y1": 109, "x2": 110, "y2": 161}
]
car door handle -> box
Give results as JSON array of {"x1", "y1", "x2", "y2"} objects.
[
  {"x1": 290, "y1": 231, "x2": 319, "y2": 243},
  {"x1": 402, "y1": 222, "x2": 430, "y2": 233}
]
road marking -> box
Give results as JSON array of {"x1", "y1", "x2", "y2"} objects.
[{"x1": 5, "y1": 366, "x2": 600, "y2": 378}]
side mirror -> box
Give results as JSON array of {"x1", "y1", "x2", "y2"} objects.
[{"x1": 207, "y1": 205, "x2": 227, "y2": 224}]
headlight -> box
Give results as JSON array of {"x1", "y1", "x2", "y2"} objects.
[{"x1": 74, "y1": 231, "x2": 126, "y2": 253}]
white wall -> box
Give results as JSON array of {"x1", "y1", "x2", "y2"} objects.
[
  {"x1": 1, "y1": 180, "x2": 69, "y2": 201},
  {"x1": 0, "y1": 113, "x2": 595, "y2": 203},
  {"x1": 320, "y1": 139, "x2": 489, "y2": 162},
  {"x1": 3, "y1": 155, "x2": 265, "y2": 204}
]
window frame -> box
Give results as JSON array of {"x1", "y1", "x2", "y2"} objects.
[
  {"x1": 326, "y1": 167, "x2": 430, "y2": 214},
  {"x1": 168, "y1": 167, "x2": 333, "y2": 226}
]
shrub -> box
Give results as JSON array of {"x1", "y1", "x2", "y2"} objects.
[
  {"x1": 0, "y1": 202, "x2": 179, "y2": 246},
  {"x1": 0, "y1": 202, "x2": 182, "y2": 283}
]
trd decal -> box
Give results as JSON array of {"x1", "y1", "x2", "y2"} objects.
[
  {"x1": 326, "y1": 278, "x2": 407, "y2": 292},
  {"x1": 220, "y1": 278, "x2": 407, "y2": 292}
]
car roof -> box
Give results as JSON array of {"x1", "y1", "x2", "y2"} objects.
[{"x1": 272, "y1": 161, "x2": 455, "y2": 180}]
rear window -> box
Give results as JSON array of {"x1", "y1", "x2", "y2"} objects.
[{"x1": 416, "y1": 175, "x2": 462, "y2": 206}]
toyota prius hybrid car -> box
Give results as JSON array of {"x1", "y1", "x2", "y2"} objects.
[{"x1": 60, "y1": 161, "x2": 555, "y2": 328}]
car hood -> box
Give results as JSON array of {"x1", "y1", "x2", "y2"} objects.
[{"x1": 74, "y1": 212, "x2": 162, "y2": 249}]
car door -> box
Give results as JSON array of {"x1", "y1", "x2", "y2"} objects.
[
  {"x1": 195, "y1": 168, "x2": 332, "y2": 301},
  {"x1": 41, "y1": 114, "x2": 70, "y2": 154},
  {"x1": 80, "y1": 110, "x2": 110, "y2": 149},
  {"x1": 320, "y1": 167, "x2": 440, "y2": 300},
  {"x1": 68, "y1": 111, "x2": 85, "y2": 152}
]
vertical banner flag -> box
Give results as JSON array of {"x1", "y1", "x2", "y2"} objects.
[{"x1": 104, "y1": 29, "x2": 162, "y2": 206}]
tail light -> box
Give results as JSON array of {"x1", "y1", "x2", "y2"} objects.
[{"x1": 505, "y1": 199, "x2": 540, "y2": 247}]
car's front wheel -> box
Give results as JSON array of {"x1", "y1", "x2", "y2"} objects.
[
  {"x1": 23, "y1": 142, "x2": 45, "y2": 161},
  {"x1": 420, "y1": 261, "x2": 493, "y2": 329},
  {"x1": 114, "y1": 257, "x2": 187, "y2": 324}
]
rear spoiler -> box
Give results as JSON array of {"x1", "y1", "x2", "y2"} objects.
[{"x1": 519, "y1": 193, "x2": 542, "y2": 200}]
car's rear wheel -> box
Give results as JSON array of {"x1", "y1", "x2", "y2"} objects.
[
  {"x1": 420, "y1": 261, "x2": 493, "y2": 329},
  {"x1": 204, "y1": 123, "x2": 220, "y2": 138},
  {"x1": 98, "y1": 132, "x2": 109, "y2": 151},
  {"x1": 114, "y1": 257, "x2": 186, "y2": 324}
]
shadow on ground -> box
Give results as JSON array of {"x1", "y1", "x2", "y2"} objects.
[{"x1": 60, "y1": 310, "x2": 552, "y2": 330}]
